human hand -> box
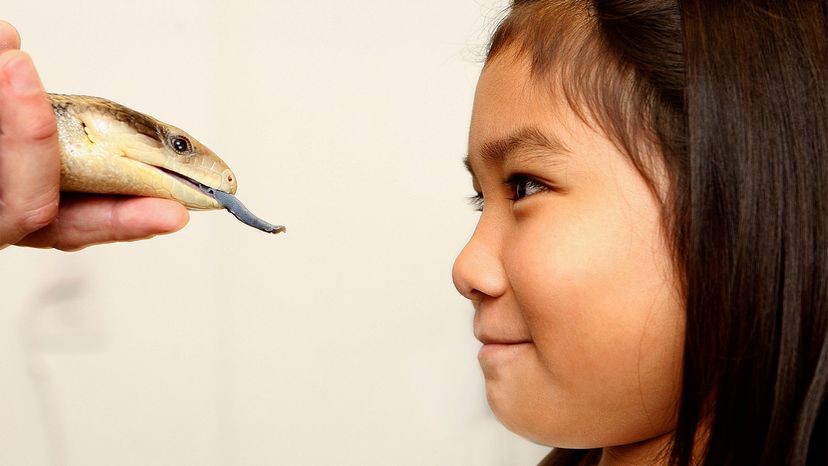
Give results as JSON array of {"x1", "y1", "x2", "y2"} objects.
[{"x1": 0, "y1": 20, "x2": 189, "y2": 252}]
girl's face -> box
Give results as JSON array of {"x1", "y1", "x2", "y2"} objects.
[{"x1": 452, "y1": 54, "x2": 685, "y2": 449}]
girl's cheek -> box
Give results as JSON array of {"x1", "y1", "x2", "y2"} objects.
[{"x1": 504, "y1": 199, "x2": 653, "y2": 360}]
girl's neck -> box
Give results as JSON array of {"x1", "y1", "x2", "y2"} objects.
[{"x1": 597, "y1": 431, "x2": 674, "y2": 466}]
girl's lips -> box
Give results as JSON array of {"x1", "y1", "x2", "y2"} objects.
[
  {"x1": 478, "y1": 341, "x2": 533, "y2": 366},
  {"x1": 475, "y1": 328, "x2": 533, "y2": 346}
]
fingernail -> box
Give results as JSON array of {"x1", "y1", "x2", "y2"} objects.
[
  {"x1": 0, "y1": 20, "x2": 21, "y2": 51},
  {"x1": 5, "y1": 53, "x2": 42, "y2": 95}
]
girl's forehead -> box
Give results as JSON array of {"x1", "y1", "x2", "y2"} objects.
[
  {"x1": 467, "y1": 55, "x2": 639, "y2": 190},
  {"x1": 469, "y1": 57, "x2": 579, "y2": 159},
  {"x1": 472, "y1": 61, "x2": 539, "y2": 140},
  {"x1": 474, "y1": 55, "x2": 539, "y2": 112}
]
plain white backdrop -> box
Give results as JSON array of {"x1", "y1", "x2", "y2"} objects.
[{"x1": 0, "y1": 1, "x2": 551, "y2": 465}]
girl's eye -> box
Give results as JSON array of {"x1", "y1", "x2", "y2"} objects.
[
  {"x1": 467, "y1": 192, "x2": 485, "y2": 212},
  {"x1": 507, "y1": 174, "x2": 549, "y2": 201}
]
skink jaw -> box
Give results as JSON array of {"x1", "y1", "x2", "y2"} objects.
[{"x1": 152, "y1": 165, "x2": 223, "y2": 210}]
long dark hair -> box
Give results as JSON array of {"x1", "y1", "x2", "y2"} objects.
[{"x1": 486, "y1": 1, "x2": 828, "y2": 465}]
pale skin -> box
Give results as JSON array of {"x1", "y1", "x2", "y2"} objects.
[
  {"x1": 452, "y1": 52, "x2": 686, "y2": 465},
  {"x1": 0, "y1": 20, "x2": 188, "y2": 251}
]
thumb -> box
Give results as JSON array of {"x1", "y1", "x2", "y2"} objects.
[
  {"x1": 0, "y1": 50, "x2": 60, "y2": 246},
  {"x1": 0, "y1": 20, "x2": 20, "y2": 52}
]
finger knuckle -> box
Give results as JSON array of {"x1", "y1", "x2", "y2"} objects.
[
  {"x1": 56, "y1": 243, "x2": 84, "y2": 252},
  {"x1": 13, "y1": 199, "x2": 58, "y2": 233},
  {"x1": 25, "y1": 106, "x2": 58, "y2": 142}
]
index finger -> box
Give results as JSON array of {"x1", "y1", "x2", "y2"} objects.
[
  {"x1": 16, "y1": 195, "x2": 189, "y2": 251},
  {"x1": 0, "y1": 20, "x2": 21, "y2": 51}
]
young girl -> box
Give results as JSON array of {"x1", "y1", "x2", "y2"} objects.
[{"x1": 452, "y1": 1, "x2": 827, "y2": 465}]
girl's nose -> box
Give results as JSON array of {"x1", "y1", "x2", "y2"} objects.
[{"x1": 452, "y1": 221, "x2": 508, "y2": 302}]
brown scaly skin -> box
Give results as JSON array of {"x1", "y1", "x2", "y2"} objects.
[{"x1": 50, "y1": 94, "x2": 237, "y2": 210}]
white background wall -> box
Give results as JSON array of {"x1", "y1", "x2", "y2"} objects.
[{"x1": 0, "y1": 1, "x2": 551, "y2": 465}]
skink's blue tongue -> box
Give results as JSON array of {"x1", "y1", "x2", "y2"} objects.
[{"x1": 200, "y1": 185, "x2": 286, "y2": 235}]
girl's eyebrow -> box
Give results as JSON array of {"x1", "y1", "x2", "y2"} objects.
[{"x1": 464, "y1": 126, "x2": 570, "y2": 178}]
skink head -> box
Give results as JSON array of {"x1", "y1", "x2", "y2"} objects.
[
  {"x1": 60, "y1": 95, "x2": 238, "y2": 209},
  {"x1": 156, "y1": 123, "x2": 238, "y2": 195}
]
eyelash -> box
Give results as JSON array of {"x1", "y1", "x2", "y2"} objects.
[
  {"x1": 506, "y1": 174, "x2": 549, "y2": 201},
  {"x1": 467, "y1": 174, "x2": 550, "y2": 212},
  {"x1": 468, "y1": 193, "x2": 485, "y2": 212}
]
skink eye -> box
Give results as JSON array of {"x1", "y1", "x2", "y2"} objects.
[{"x1": 171, "y1": 136, "x2": 192, "y2": 154}]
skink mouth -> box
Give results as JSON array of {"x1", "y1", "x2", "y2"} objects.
[
  {"x1": 157, "y1": 166, "x2": 220, "y2": 196},
  {"x1": 154, "y1": 165, "x2": 285, "y2": 234},
  {"x1": 147, "y1": 165, "x2": 223, "y2": 210}
]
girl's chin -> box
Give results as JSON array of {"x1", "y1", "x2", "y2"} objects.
[{"x1": 480, "y1": 359, "x2": 589, "y2": 449}]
